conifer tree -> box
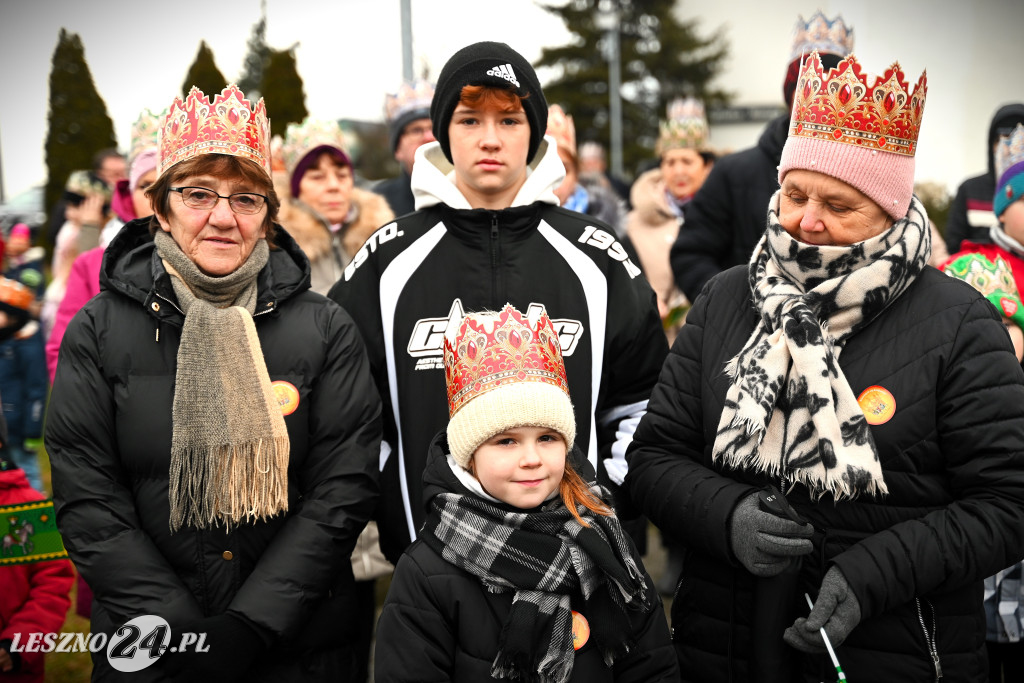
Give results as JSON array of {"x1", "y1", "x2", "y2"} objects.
[
  {"x1": 260, "y1": 48, "x2": 308, "y2": 138},
  {"x1": 238, "y1": 7, "x2": 270, "y2": 99},
  {"x1": 536, "y1": 0, "x2": 729, "y2": 177},
  {"x1": 43, "y1": 28, "x2": 117, "y2": 247},
  {"x1": 182, "y1": 41, "x2": 228, "y2": 98}
]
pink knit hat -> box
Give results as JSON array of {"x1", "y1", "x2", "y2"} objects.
[
  {"x1": 778, "y1": 52, "x2": 927, "y2": 220},
  {"x1": 129, "y1": 148, "x2": 158, "y2": 193}
]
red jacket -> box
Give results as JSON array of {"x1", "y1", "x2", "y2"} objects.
[{"x1": 0, "y1": 468, "x2": 74, "y2": 683}]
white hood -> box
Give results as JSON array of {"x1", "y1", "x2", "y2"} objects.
[{"x1": 411, "y1": 135, "x2": 565, "y2": 211}]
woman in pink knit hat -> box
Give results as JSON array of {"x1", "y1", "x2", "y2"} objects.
[{"x1": 625, "y1": 51, "x2": 1024, "y2": 682}]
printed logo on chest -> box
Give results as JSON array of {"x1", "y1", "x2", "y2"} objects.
[{"x1": 407, "y1": 298, "x2": 584, "y2": 370}]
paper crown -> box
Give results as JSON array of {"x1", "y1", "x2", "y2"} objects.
[
  {"x1": 943, "y1": 253, "x2": 1024, "y2": 331},
  {"x1": 280, "y1": 117, "x2": 352, "y2": 178},
  {"x1": 158, "y1": 84, "x2": 271, "y2": 178},
  {"x1": 789, "y1": 51, "x2": 926, "y2": 158},
  {"x1": 128, "y1": 108, "x2": 166, "y2": 164},
  {"x1": 790, "y1": 11, "x2": 854, "y2": 63},
  {"x1": 656, "y1": 97, "x2": 709, "y2": 155},
  {"x1": 385, "y1": 79, "x2": 435, "y2": 123},
  {"x1": 546, "y1": 104, "x2": 576, "y2": 157},
  {"x1": 64, "y1": 170, "x2": 111, "y2": 201},
  {"x1": 995, "y1": 123, "x2": 1024, "y2": 217},
  {"x1": 444, "y1": 304, "x2": 570, "y2": 419}
]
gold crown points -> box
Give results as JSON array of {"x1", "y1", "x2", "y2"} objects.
[
  {"x1": 444, "y1": 305, "x2": 569, "y2": 418},
  {"x1": 158, "y1": 84, "x2": 271, "y2": 177},
  {"x1": 281, "y1": 117, "x2": 351, "y2": 175},
  {"x1": 129, "y1": 108, "x2": 166, "y2": 162},
  {"x1": 996, "y1": 123, "x2": 1024, "y2": 183},
  {"x1": 658, "y1": 97, "x2": 709, "y2": 153},
  {"x1": 546, "y1": 104, "x2": 576, "y2": 154},
  {"x1": 385, "y1": 79, "x2": 435, "y2": 121},
  {"x1": 790, "y1": 51, "x2": 926, "y2": 157},
  {"x1": 790, "y1": 10, "x2": 854, "y2": 62}
]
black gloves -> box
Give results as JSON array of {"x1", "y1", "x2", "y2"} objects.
[
  {"x1": 784, "y1": 566, "x2": 862, "y2": 653},
  {"x1": 160, "y1": 613, "x2": 265, "y2": 681},
  {"x1": 728, "y1": 490, "x2": 813, "y2": 577}
]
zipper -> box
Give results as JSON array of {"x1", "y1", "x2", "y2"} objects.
[
  {"x1": 915, "y1": 598, "x2": 942, "y2": 681},
  {"x1": 154, "y1": 291, "x2": 184, "y2": 316},
  {"x1": 490, "y1": 212, "x2": 499, "y2": 306}
]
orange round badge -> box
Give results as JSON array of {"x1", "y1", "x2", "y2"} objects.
[
  {"x1": 271, "y1": 380, "x2": 300, "y2": 416},
  {"x1": 571, "y1": 611, "x2": 590, "y2": 651},
  {"x1": 857, "y1": 385, "x2": 895, "y2": 425}
]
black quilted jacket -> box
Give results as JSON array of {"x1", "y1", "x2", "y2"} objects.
[
  {"x1": 45, "y1": 219, "x2": 382, "y2": 681},
  {"x1": 626, "y1": 264, "x2": 1024, "y2": 683}
]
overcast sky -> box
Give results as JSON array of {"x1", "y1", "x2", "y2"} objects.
[{"x1": 1, "y1": 0, "x2": 1022, "y2": 201}]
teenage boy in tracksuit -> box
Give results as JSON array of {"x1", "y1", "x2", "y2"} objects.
[{"x1": 329, "y1": 41, "x2": 667, "y2": 563}]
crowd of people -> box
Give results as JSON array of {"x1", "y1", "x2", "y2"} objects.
[{"x1": 0, "y1": 9, "x2": 1022, "y2": 683}]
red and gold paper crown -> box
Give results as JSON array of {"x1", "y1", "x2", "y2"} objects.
[
  {"x1": 444, "y1": 304, "x2": 569, "y2": 418},
  {"x1": 157, "y1": 84, "x2": 271, "y2": 178},
  {"x1": 546, "y1": 104, "x2": 577, "y2": 158},
  {"x1": 789, "y1": 51, "x2": 926, "y2": 158}
]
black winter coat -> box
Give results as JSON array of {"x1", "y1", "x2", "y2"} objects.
[
  {"x1": 626, "y1": 265, "x2": 1024, "y2": 683},
  {"x1": 375, "y1": 433, "x2": 680, "y2": 683},
  {"x1": 45, "y1": 219, "x2": 383, "y2": 682},
  {"x1": 670, "y1": 114, "x2": 789, "y2": 302}
]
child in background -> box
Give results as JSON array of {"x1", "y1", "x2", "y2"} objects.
[
  {"x1": 942, "y1": 252, "x2": 1024, "y2": 682},
  {"x1": 375, "y1": 304, "x2": 678, "y2": 683},
  {"x1": 0, "y1": 456, "x2": 74, "y2": 682}
]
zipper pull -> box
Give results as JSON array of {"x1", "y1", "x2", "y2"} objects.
[{"x1": 932, "y1": 653, "x2": 942, "y2": 681}]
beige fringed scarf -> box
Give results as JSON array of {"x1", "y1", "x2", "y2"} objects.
[{"x1": 154, "y1": 230, "x2": 290, "y2": 532}]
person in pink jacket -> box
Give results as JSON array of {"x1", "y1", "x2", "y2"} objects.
[{"x1": 46, "y1": 148, "x2": 157, "y2": 383}]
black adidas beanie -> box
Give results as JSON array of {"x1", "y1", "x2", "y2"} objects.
[{"x1": 431, "y1": 41, "x2": 548, "y2": 164}]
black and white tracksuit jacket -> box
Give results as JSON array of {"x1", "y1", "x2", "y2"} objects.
[{"x1": 329, "y1": 137, "x2": 667, "y2": 563}]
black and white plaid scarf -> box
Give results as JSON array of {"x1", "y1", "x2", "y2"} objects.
[
  {"x1": 713, "y1": 191, "x2": 930, "y2": 500},
  {"x1": 421, "y1": 489, "x2": 654, "y2": 683}
]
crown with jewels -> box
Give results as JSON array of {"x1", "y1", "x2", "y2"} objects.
[
  {"x1": 789, "y1": 51, "x2": 926, "y2": 158},
  {"x1": 280, "y1": 117, "x2": 352, "y2": 178},
  {"x1": 995, "y1": 123, "x2": 1024, "y2": 217},
  {"x1": 158, "y1": 84, "x2": 271, "y2": 178},
  {"x1": 444, "y1": 304, "x2": 569, "y2": 419},
  {"x1": 657, "y1": 97, "x2": 709, "y2": 155},
  {"x1": 546, "y1": 104, "x2": 577, "y2": 157},
  {"x1": 128, "y1": 108, "x2": 166, "y2": 164},
  {"x1": 385, "y1": 79, "x2": 435, "y2": 123},
  {"x1": 790, "y1": 11, "x2": 854, "y2": 63}
]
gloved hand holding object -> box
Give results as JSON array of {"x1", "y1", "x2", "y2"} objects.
[
  {"x1": 728, "y1": 489, "x2": 814, "y2": 577},
  {"x1": 784, "y1": 566, "x2": 862, "y2": 653}
]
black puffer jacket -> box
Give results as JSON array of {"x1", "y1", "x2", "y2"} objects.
[
  {"x1": 669, "y1": 114, "x2": 789, "y2": 302},
  {"x1": 626, "y1": 265, "x2": 1024, "y2": 683},
  {"x1": 375, "y1": 432, "x2": 679, "y2": 683},
  {"x1": 45, "y1": 219, "x2": 383, "y2": 682}
]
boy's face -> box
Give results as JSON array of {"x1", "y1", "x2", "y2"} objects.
[
  {"x1": 1003, "y1": 198, "x2": 1024, "y2": 244},
  {"x1": 469, "y1": 426, "x2": 566, "y2": 510},
  {"x1": 449, "y1": 100, "x2": 531, "y2": 210}
]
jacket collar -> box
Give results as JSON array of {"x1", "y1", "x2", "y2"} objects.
[
  {"x1": 101, "y1": 218, "x2": 312, "y2": 324},
  {"x1": 411, "y1": 135, "x2": 564, "y2": 212}
]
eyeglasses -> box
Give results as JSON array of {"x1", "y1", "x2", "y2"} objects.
[{"x1": 169, "y1": 186, "x2": 267, "y2": 215}]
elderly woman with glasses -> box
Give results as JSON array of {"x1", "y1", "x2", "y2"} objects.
[
  {"x1": 626, "y1": 53, "x2": 1024, "y2": 682},
  {"x1": 44, "y1": 85, "x2": 382, "y2": 683}
]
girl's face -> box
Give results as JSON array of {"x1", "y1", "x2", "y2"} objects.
[
  {"x1": 470, "y1": 426, "x2": 566, "y2": 509},
  {"x1": 132, "y1": 169, "x2": 158, "y2": 219}
]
